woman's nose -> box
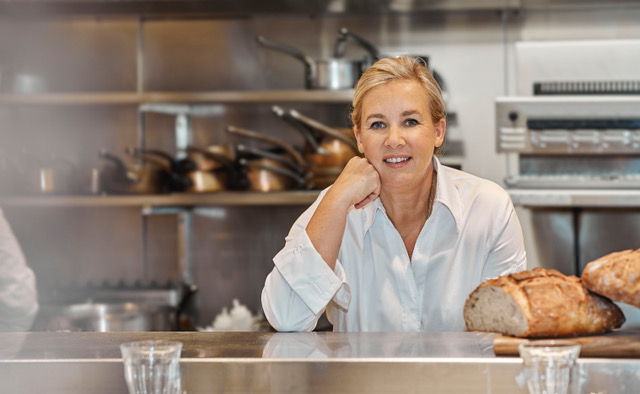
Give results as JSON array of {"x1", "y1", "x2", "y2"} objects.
[{"x1": 384, "y1": 126, "x2": 405, "y2": 148}]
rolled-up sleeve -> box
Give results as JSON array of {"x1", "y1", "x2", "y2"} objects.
[{"x1": 261, "y1": 192, "x2": 351, "y2": 332}]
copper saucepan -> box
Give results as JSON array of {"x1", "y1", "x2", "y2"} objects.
[
  {"x1": 235, "y1": 144, "x2": 305, "y2": 176},
  {"x1": 99, "y1": 149, "x2": 170, "y2": 195},
  {"x1": 186, "y1": 143, "x2": 236, "y2": 172},
  {"x1": 226, "y1": 125, "x2": 307, "y2": 170},
  {"x1": 238, "y1": 157, "x2": 308, "y2": 192},
  {"x1": 276, "y1": 108, "x2": 360, "y2": 188},
  {"x1": 185, "y1": 146, "x2": 248, "y2": 191},
  {"x1": 235, "y1": 143, "x2": 311, "y2": 191},
  {"x1": 288, "y1": 109, "x2": 359, "y2": 153},
  {"x1": 273, "y1": 106, "x2": 359, "y2": 169},
  {"x1": 128, "y1": 147, "x2": 235, "y2": 193}
]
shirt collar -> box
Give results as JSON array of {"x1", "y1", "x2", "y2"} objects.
[
  {"x1": 361, "y1": 156, "x2": 463, "y2": 234},
  {"x1": 432, "y1": 156, "x2": 463, "y2": 234}
]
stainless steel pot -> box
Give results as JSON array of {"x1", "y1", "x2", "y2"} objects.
[
  {"x1": 334, "y1": 27, "x2": 449, "y2": 101},
  {"x1": 333, "y1": 27, "x2": 380, "y2": 70},
  {"x1": 42, "y1": 301, "x2": 176, "y2": 332},
  {"x1": 257, "y1": 35, "x2": 363, "y2": 90}
]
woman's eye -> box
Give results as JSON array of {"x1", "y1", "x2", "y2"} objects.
[
  {"x1": 370, "y1": 121, "x2": 385, "y2": 129},
  {"x1": 404, "y1": 119, "x2": 419, "y2": 127}
]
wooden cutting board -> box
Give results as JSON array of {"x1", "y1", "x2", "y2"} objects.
[{"x1": 493, "y1": 329, "x2": 640, "y2": 358}]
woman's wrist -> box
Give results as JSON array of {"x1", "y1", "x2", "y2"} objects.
[{"x1": 324, "y1": 183, "x2": 358, "y2": 213}]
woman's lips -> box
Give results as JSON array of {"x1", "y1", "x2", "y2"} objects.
[{"x1": 383, "y1": 156, "x2": 411, "y2": 168}]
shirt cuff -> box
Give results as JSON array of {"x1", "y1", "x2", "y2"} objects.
[{"x1": 273, "y1": 229, "x2": 350, "y2": 315}]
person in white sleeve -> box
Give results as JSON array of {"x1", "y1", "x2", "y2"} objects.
[
  {"x1": 262, "y1": 56, "x2": 526, "y2": 332},
  {"x1": 0, "y1": 208, "x2": 38, "y2": 331}
]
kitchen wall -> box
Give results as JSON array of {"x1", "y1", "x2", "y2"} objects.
[{"x1": 1, "y1": 3, "x2": 639, "y2": 327}]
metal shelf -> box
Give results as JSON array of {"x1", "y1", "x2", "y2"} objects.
[
  {"x1": 0, "y1": 191, "x2": 321, "y2": 207},
  {"x1": 0, "y1": 90, "x2": 354, "y2": 105}
]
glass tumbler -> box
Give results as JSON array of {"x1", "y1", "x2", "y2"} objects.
[
  {"x1": 518, "y1": 340, "x2": 581, "y2": 394},
  {"x1": 120, "y1": 340, "x2": 183, "y2": 394}
]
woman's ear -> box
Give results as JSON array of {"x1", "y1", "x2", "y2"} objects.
[
  {"x1": 434, "y1": 118, "x2": 446, "y2": 148},
  {"x1": 354, "y1": 127, "x2": 365, "y2": 154}
]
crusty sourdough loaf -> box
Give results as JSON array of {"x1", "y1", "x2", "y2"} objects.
[
  {"x1": 463, "y1": 268, "x2": 625, "y2": 338},
  {"x1": 581, "y1": 249, "x2": 640, "y2": 308}
]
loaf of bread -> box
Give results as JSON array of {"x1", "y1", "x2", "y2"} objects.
[
  {"x1": 582, "y1": 249, "x2": 640, "y2": 308},
  {"x1": 463, "y1": 268, "x2": 625, "y2": 338}
]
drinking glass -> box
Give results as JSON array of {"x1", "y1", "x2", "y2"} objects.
[
  {"x1": 120, "y1": 340, "x2": 183, "y2": 394},
  {"x1": 518, "y1": 340, "x2": 581, "y2": 394}
]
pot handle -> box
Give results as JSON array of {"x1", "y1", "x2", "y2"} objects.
[
  {"x1": 226, "y1": 125, "x2": 307, "y2": 169},
  {"x1": 235, "y1": 144, "x2": 305, "y2": 175},
  {"x1": 239, "y1": 158, "x2": 309, "y2": 189},
  {"x1": 334, "y1": 27, "x2": 381, "y2": 61},
  {"x1": 256, "y1": 35, "x2": 316, "y2": 77},
  {"x1": 126, "y1": 147, "x2": 184, "y2": 171},
  {"x1": 99, "y1": 149, "x2": 131, "y2": 180},
  {"x1": 288, "y1": 110, "x2": 360, "y2": 153},
  {"x1": 272, "y1": 105, "x2": 328, "y2": 154}
]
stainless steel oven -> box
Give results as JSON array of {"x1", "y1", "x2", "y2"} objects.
[{"x1": 497, "y1": 95, "x2": 640, "y2": 275}]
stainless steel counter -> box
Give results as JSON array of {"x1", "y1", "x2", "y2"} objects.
[{"x1": 0, "y1": 331, "x2": 638, "y2": 393}]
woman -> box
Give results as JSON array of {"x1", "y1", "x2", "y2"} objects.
[{"x1": 262, "y1": 56, "x2": 526, "y2": 332}]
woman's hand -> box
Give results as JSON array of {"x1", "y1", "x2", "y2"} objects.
[
  {"x1": 306, "y1": 157, "x2": 380, "y2": 270},
  {"x1": 331, "y1": 156, "x2": 381, "y2": 209}
]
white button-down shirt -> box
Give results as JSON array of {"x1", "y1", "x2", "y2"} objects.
[{"x1": 262, "y1": 158, "x2": 526, "y2": 332}]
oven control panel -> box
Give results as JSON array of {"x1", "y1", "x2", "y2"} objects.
[{"x1": 496, "y1": 96, "x2": 640, "y2": 154}]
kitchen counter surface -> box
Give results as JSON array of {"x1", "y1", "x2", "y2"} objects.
[{"x1": 1, "y1": 331, "x2": 639, "y2": 393}]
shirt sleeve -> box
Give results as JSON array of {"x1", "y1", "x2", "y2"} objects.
[
  {"x1": 481, "y1": 193, "x2": 527, "y2": 281},
  {"x1": 0, "y1": 209, "x2": 39, "y2": 332},
  {"x1": 261, "y1": 191, "x2": 351, "y2": 332}
]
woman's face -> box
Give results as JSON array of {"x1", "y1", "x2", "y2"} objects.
[{"x1": 355, "y1": 79, "x2": 445, "y2": 191}]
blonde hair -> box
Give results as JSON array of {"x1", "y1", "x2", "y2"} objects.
[{"x1": 351, "y1": 56, "x2": 447, "y2": 155}]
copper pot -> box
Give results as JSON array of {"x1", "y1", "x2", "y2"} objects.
[
  {"x1": 239, "y1": 158, "x2": 308, "y2": 192},
  {"x1": 273, "y1": 106, "x2": 358, "y2": 169},
  {"x1": 128, "y1": 147, "x2": 237, "y2": 193},
  {"x1": 99, "y1": 150, "x2": 170, "y2": 195},
  {"x1": 185, "y1": 143, "x2": 236, "y2": 172},
  {"x1": 226, "y1": 125, "x2": 306, "y2": 169},
  {"x1": 288, "y1": 109, "x2": 359, "y2": 153},
  {"x1": 235, "y1": 144, "x2": 310, "y2": 191}
]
